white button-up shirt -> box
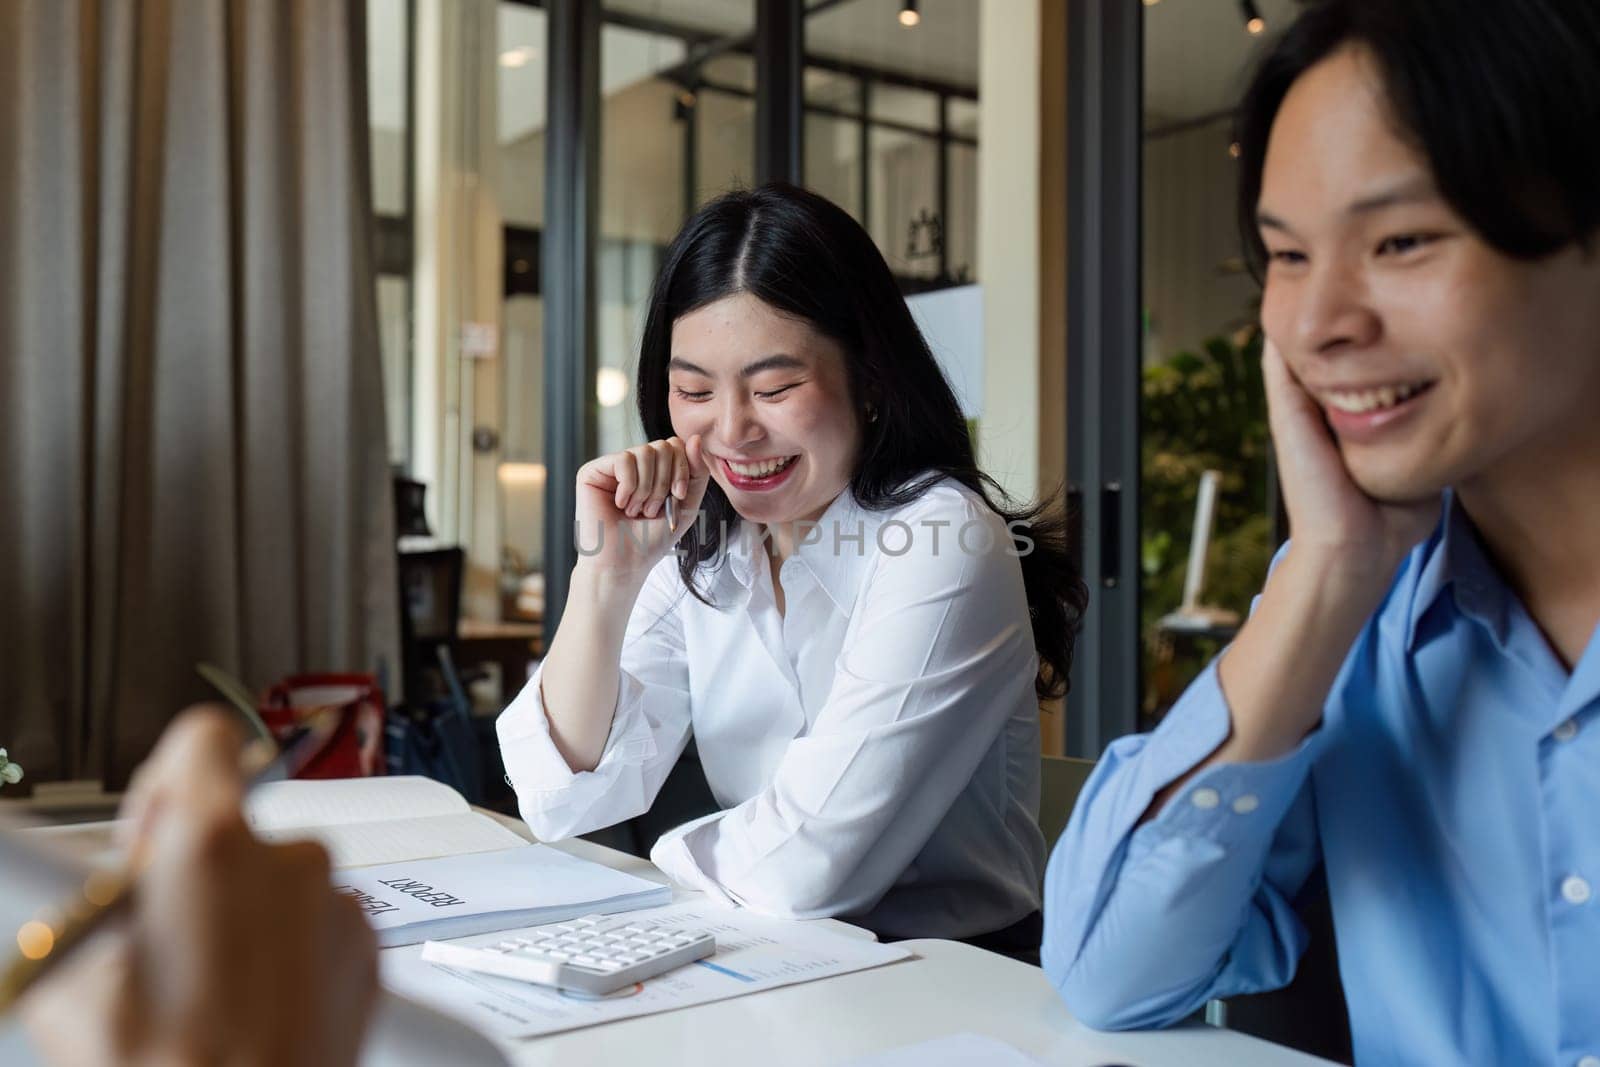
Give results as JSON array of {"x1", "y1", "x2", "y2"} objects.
[{"x1": 498, "y1": 479, "x2": 1046, "y2": 940}]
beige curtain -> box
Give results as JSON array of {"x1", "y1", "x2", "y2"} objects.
[{"x1": 0, "y1": 0, "x2": 398, "y2": 788}]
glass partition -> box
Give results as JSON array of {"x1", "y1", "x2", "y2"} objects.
[{"x1": 1138, "y1": 0, "x2": 1293, "y2": 722}]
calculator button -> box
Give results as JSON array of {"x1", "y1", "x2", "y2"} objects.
[
  {"x1": 545, "y1": 949, "x2": 571, "y2": 960},
  {"x1": 573, "y1": 955, "x2": 601, "y2": 967},
  {"x1": 597, "y1": 959, "x2": 625, "y2": 971}
]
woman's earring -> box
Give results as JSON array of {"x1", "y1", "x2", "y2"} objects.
[{"x1": 866, "y1": 404, "x2": 879, "y2": 423}]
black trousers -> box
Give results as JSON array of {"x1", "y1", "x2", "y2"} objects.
[{"x1": 883, "y1": 909, "x2": 1043, "y2": 966}]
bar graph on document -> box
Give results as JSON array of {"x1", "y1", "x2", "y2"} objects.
[
  {"x1": 379, "y1": 901, "x2": 911, "y2": 1039},
  {"x1": 649, "y1": 911, "x2": 870, "y2": 984}
]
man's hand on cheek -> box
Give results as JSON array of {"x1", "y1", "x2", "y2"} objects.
[{"x1": 1263, "y1": 339, "x2": 1438, "y2": 585}]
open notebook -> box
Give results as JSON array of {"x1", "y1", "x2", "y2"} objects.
[
  {"x1": 245, "y1": 775, "x2": 531, "y2": 869},
  {"x1": 245, "y1": 777, "x2": 669, "y2": 947}
]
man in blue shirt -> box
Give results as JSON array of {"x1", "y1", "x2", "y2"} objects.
[{"x1": 1043, "y1": 2, "x2": 1600, "y2": 1064}]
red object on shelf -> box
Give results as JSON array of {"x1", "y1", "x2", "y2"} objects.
[{"x1": 258, "y1": 674, "x2": 387, "y2": 778}]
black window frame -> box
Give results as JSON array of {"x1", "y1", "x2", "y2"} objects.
[{"x1": 1063, "y1": 0, "x2": 1143, "y2": 757}]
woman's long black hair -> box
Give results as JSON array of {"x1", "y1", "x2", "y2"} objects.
[{"x1": 636, "y1": 183, "x2": 1087, "y2": 701}]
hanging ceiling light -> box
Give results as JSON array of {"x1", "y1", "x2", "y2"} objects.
[
  {"x1": 1240, "y1": 0, "x2": 1266, "y2": 35},
  {"x1": 596, "y1": 367, "x2": 630, "y2": 409},
  {"x1": 899, "y1": 1, "x2": 921, "y2": 28},
  {"x1": 498, "y1": 45, "x2": 536, "y2": 68}
]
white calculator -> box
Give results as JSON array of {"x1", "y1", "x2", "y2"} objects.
[{"x1": 421, "y1": 913, "x2": 716, "y2": 995}]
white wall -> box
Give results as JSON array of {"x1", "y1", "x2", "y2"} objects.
[
  {"x1": 1142, "y1": 117, "x2": 1260, "y2": 363},
  {"x1": 412, "y1": 0, "x2": 505, "y2": 619},
  {"x1": 976, "y1": 0, "x2": 1041, "y2": 502},
  {"x1": 907, "y1": 284, "x2": 983, "y2": 418}
]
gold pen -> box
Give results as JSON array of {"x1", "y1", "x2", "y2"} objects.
[{"x1": 0, "y1": 705, "x2": 343, "y2": 1014}]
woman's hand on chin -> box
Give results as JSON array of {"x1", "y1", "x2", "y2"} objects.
[{"x1": 573, "y1": 434, "x2": 712, "y2": 581}]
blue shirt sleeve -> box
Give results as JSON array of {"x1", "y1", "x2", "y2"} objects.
[{"x1": 1041, "y1": 659, "x2": 1325, "y2": 1030}]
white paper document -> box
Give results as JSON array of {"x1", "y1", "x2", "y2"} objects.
[
  {"x1": 379, "y1": 900, "x2": 912, "y2": 1039},
  {"x1": 247, "y1": 776, "x2": 468, "y2": 829},
  {"x1": 335, "y1": 845, "x2": 671, "y2": 947},
  {"x1": 274, "y1": 813, "x2": 530, "y2": 870},
  {"x1": 839, "y1": 1033, "x2": 1047, "y2": 1067},
  {"x1": 245, "y1": 776, "x2": 528, "y2": 868}
]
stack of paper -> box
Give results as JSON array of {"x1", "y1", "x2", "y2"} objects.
[
  {"x1": 244, "y1": 776, "x2": 671, "y2": 948},
  {"x1": 335, "y1": 846, "x2": 671, "y2": 948}
]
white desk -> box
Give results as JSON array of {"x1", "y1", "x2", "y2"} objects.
[
  {"x1": 488, "y1": 810, "x2": 875, "y2": 941},
  {"x1": 2, "y1": 813, "x2": 1337, "y2": 1067},
  {"x1": 495, "y1": 933, "x2": 1339, "y2": 1067},
  {"x1": 480, "y1": 813, "x2": 1334, "y2": 1066}
]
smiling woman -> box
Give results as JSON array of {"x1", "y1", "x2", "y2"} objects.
[
  {"x1": 496, "y1": 183, "x2": 1087, "y2": 952},
  {"x1": 661, "y1": 295, "x2": 861, "y2": 530},
  {"x1": 632, "y1": 184, "x2": 1084, "y2": 663}
]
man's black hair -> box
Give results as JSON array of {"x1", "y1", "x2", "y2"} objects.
[{"x1": 1236, "y1": 0, "x2": 1600, "y2": 276}]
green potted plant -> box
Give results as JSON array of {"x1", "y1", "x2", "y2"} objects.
[
  {"x1": 1140, "y1": 328, "x2": 1275, "y2": 723},
  {"x1": 0, "y1": 747, "x2": 22, "y2": 790}
]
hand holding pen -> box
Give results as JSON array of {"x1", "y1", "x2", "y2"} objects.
[
  {"x1": 14, "y1": 706, "x2": 378, "y2": 1067},
  {"x1": 572, "y1": 434, "x2": 714, "y2": 581}
]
